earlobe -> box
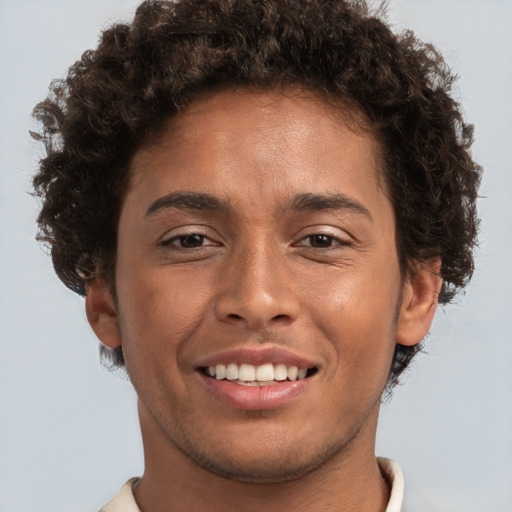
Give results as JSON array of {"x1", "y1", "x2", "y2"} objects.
[
  {"x1": 85, "y1": 278, "x2": 122, "y2": 348},
  {"x1": 396, "y1": 258, "x2": 442, "y2": 347}
]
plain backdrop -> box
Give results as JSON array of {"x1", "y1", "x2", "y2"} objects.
[{"x1": 0, "y1": 1, "x2": 511, "y2": 511}]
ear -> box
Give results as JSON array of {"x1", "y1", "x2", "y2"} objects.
[
  {"x1": 396, "y1": 258, "x2": 442, "y2": 346},
  {"x1": 85, "y1": 278, "x2": 121, "y2": 348}
]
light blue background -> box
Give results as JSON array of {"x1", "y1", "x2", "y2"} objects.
[{"x1": 1, "y1": 1, "x2": 511, "y2": 510}]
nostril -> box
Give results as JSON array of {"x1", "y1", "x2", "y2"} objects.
[
  {"x1": 272, "y1": 314, "x2": 288, "y2": 321},
  {"x1": 228, "y1": 313, "x2": 243, "y2": 320}
]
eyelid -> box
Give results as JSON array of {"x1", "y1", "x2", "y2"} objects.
[
  {"x1": 293, "y1": 226, "x2": 352, "y2": 246},
  {"x1": 164, "y1": 234, "x2": 213, "y2": 247},
  {"x1": 295, "y1": 236, "x2": 351, "y2": 249},
  {"x1": 158, "y1": 225, "x2": 220, "y2": 246}
]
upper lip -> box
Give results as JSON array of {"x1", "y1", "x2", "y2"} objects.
[{"x1": 194, "y1": 345, "x2": 320, "y2": 369}]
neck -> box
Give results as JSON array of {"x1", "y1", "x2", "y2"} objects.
[{"x1": 133, "y1": 401, "x2": 390, "y2": 512}]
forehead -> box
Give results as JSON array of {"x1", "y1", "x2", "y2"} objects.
[{"x1": 127, "y1": 88, "x2": 389, "y2": 214}]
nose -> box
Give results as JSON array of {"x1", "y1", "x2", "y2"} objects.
[{"x1": 214, "y1": 244, "x2": 300, "y2": 331}]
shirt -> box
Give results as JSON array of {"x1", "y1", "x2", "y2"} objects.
[{"x1": 99, "y1": 457, "x2": 405, "y2": 512}]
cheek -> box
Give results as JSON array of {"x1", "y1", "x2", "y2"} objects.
[
  {"x1": 116, "y1": 262, "x2": 214, "y2": 356},
  {"x1": 303, "y1": 260, "x2": 401, "y2": 369},
  {"x1": 116, "y1": 268, "x2": 215, "y2": 406}
]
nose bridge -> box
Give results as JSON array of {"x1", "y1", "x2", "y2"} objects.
[
  {"x1": 214, "y1": 236, "x2": 299, "y2": 329},
  {"x1": 240, "y1": 244, "x2": 280, "y2": 301}
]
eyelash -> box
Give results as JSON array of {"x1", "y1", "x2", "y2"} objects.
[
  {"x1": 160, "y1": 232, "x2": 217, "y2": 249},
  {"x1": 160, "y1": 232, "x2": 351, "y2": 251},
  {"x1": 295, "y1": 233, "x2": 351, "y2": 249}
]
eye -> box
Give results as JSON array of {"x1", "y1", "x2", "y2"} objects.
[
  {"x1": 297, "y1": 233, "x2": 349, "y2": 248},
  {"x1": 306, "y1": 234, "x2": 336, "y2": 248},
  {"x1": 162, "y1": 233, "x2": 212, "y2": 249}
]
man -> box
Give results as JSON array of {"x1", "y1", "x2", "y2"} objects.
[{"x1": 32, "y1": 0, "x2": 480, "y2": 510}]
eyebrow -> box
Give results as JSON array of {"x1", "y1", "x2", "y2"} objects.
[
  {"x1": 145, "y1": 191, "x2": 231, "y2": 217},
  {"x1": 289, "y1": 193, "x2": 372, "y2": 220},
  {"x1": 145, "y1": 191, "x2": 372, "y2": 220}
]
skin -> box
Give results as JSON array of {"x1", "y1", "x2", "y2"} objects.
[{"x1": 87, "y1": 89, "x2": 441, "y2": 512}]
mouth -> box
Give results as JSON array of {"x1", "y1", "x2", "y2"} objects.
[{"x1": 199, "y1": 363, "x2": 318, "y2": 386}]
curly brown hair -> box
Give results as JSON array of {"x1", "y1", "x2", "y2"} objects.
[{"x1": 32, "y1": 0, "x2": 481, "y2": 387}]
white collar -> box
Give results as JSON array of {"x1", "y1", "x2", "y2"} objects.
[{"x1": 379, "y1": 457, "x2": 405, "y2": 512}]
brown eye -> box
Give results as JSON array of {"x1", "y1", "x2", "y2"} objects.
[
  {"x1": 167, "y1": 234, "x2": 207, "y2": 248},
  {"x1": 308, "y1": 234, "x2": 335, "y2": 247},
  {"x1": 178, "y1": 234, "x2": 205, "y2": 247}
]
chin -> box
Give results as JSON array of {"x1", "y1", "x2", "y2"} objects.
[
  {"x1": 196, "y1": 457, "x2": 321, "y2": 484},
  {"x1": 180, "y1": 435, "x2": 346, "y2": 484}
]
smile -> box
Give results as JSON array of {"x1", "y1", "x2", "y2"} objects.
[{"x1": 200, "y1": 363, "x2": 317, "y2": 386}]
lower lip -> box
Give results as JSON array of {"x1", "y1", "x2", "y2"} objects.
[{"x1": 199, "y1": 374, "x2": 310, "y2": 410}]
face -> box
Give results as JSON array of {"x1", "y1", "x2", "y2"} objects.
[{"x1": 111, "y1": 90, "x2": 406, "y2": 481}]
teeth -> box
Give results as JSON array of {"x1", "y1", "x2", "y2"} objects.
[
  {"x1": 237, "y1": 380, "x2": 277, "y2": 387},
  {"x1": 274, "y1": 364, "x2": 288, "y2": 380},
  {"x1": 238, "y1": 363, "x2": 256, "y2": 381},
  {"x1": 287, "y1": 366, "x2": 298, "y2": 381},
  {"x1": 226, "y1": 363, "x2": 239, "y2": 380},
  {"x1": 215, "y1": 364, "x2": 226, "y2": 380},
  {"x1": 255, "y1": 363, "x2": 274, "y2": 381},
  {"x1": 209, "y1": 363, "x2": 311, "y2": 382}
]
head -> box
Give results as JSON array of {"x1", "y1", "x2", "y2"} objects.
[{"x1": 32, "y1": 0, "x2": 480, "y2": 391}]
